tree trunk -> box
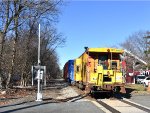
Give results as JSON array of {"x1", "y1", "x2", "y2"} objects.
[
  {"x1": 6, "y1": 1, "x2": 19, "y2": 88},
  {"x1": 0, "y1": 31, "x2": 6, "y2": 89},
  {"x1": 0, "y1": 1, "x2": 12, "y2": 89},
  {"x1": 20, "y1": 73, "x2": 24, "y2": 86},
  {"x1": 0, "y1": 32, "x2": 3, "y2": 89},
  {"x1": 5, "y1": 73, "x2": 11, "y2": 89}
]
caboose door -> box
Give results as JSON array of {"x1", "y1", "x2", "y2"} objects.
[{"x1": 97, "y1": 73, "x2": 103, "y2": 86}]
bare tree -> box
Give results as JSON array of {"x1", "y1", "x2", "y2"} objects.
[
  {"x1": 120, "y1": 31, "x2": 150, "y2": 70},
  {"x1": 0, "y1": 0, "x2": 65, "y2": 88},
  {"x1": 0, "y1": 0, "x2": 24, "y2": 88}
]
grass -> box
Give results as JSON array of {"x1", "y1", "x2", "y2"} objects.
[
  {"x1": 122, "y1": 84, "x2": 150, "y2": 98},
  {"x1": 125, "y1": 84, "x2": 146, "y2": 91}
]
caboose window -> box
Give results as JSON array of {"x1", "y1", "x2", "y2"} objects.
[
  {"x1": 76, "y1": 66, "x2": 80, "y2": 72},
  {"x1": 103, "y1": 75, "x2": 111, "y2": 82},
  {"x1": 112, "y1": 61, "x2": 117, "y2": 70}
]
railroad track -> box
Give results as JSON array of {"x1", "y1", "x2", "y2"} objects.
[
  {"x1": 96, "y1": 98, "x2": 150, "y2": 113},
  {"x1": 66, "y1": 86, "x2": 150, "y2": 113},
  {"x1": 66, "y1": 92, "x2": 150, "y2": 113},
  {"x1": 27, "y1": 81, "x2": 150, "y2": 113}
]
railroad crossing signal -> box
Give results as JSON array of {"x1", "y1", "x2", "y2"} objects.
[
  {"x1": 31, "y1": 66, "x2": 46, "y2": 86},
  {"x1": 31, "y1": 65, "x2": 46, "y2": 101}
]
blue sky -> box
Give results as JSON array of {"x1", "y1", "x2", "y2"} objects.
[{"x1": 56, "y1": 1, "x2": 150, "y2": 69}]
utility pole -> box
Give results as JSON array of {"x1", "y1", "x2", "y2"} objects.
[
  {"x1": 133, "y1": 60, "x2": 135, "y2": 84},
  {"x1": 30, "y1": 24, "x2": 46, "y2": 101},
  {"x1": 36, "y1": 24, "x2": 42, "y2": 101}
]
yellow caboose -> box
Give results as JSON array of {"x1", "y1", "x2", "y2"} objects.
[{"x1": 74, "y1": 47, "x2": 126, "y2": 94}]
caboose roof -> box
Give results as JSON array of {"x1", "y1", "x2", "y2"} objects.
[{"x1": 88, "y1": 48, "x2": 124, "y2": 53}]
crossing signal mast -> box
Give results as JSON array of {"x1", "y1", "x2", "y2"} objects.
[
  {"x1": 31, "y1": 24, "x2": 46, "y2": 101},
  {"x1": 124, "y1": 49, "x2": 148, "y2": 71},
  {"x1": 124, "y1": 49, "x2": 147, "y2": 66}
]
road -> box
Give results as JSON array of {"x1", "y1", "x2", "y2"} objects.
[
  {"x1": 129, "y1": 94, "x2": 150, "y2": 108},
  {"x1": 1, "y1": 81, "x2": 150, "y2": 113},
  {"x1": 1, "y1": 94, "x2": 150, "y2": 113},
  {"x1": 0, "y1": 101, "x2": 105, "y2": 113}
]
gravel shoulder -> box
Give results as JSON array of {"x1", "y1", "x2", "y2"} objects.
[{"x1": 0, "y1": 81, "x2": 87, "y2": 106}]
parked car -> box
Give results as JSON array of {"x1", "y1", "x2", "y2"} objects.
[
  {"x1": 141, "y1": 77, "x2": 150, "y2": 87},
  {"x1": 136, "y1": 75, "x2": 145, "y2": 84}
]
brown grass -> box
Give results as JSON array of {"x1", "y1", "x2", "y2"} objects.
[{"x1": 125, "y1": 84, "x2": 146, "y2": 91}]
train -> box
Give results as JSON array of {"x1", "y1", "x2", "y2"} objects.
[{"x1": 63, "y1": 47, "x2": 126, "y2": 95}]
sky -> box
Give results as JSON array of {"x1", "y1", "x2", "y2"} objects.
[{"x1": 56, "y1": 1, "x2": 150, "y2": 69}]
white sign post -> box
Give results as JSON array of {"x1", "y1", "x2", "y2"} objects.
[
  {"x1": 36, "y1": 69, "x2": 42, "y2": 101},
  {"x1": 31, "y1": 65, "x2": 46, "y2": 101},
  {"x1": 31, "y1": 24, "x2": 46, "y2": 101},
  {"x1": 36, "y1": 24, "x2": 42, "y2": 101}
]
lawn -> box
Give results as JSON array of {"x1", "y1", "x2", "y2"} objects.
[{"x1": 125, "y1": 84, "x2": 146, "y2": 91}]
